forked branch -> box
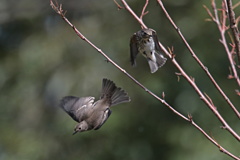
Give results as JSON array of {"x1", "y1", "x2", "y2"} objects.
[{"x1": 216, "y1": 1, "x2": 240, "y2": 87}]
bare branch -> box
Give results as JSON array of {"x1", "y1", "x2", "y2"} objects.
[
  {"x1": 211, "y1": 0, "x2": 240, "y2": 88},
  {"x1": 155, "y1": 1, "x2": 240, "y2": 141},
  {"x1": 120, "y1": 0, "x2": 147, "y2": 29},
  {"x1": 203, "y1": 4, "x2": 216, "y2": 21},
  {"x1": 191, "y1": 117, "x2": 240, "y2": 160},
  {"x1": 157, "y1": 0, "x2": 240, "y2": 118},
  {"x1": 225, "y1": 0, "x2": 240, "y2": 63},
  {"x1": 140, "y1": 0, "x2": 149, "y2": 20},
  {"x1": 204, "y1": 93, "x2": 217, "y2": 110},
  {"x1": 113, "y1": 0, "x2": 124, "y2": 10},
  {"x1": 236, "y1": 89, "x2": 240, "y2": 96}
]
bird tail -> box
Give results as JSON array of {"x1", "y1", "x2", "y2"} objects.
[
  {"x1": 148, "y1": 60, "x2": 159, "y2": 73},
  {"x1": 148, "y1": 52, "x2": 167, "y2": 73},
  {"x1": 155, "y1": 52, "x2": 167, "y2": 68},
  {"x1": 101, "y1": 79, "x2": 130, "y2": 107}
]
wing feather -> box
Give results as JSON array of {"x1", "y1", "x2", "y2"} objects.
[
  {"x1": 60, "y1": 96, "x2": 95, "y2": 122},
  {"x1": 130, "y1": 34, "x2": 139, "y2": 66},
  {"x1": 151, "y1": 30, "x2": 162, "y2": 52}
]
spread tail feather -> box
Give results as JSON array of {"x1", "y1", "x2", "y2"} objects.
[
  {"x1": 148, "y1": 60, "x2": 158, "y2": 73},
  {"x1": 148, "y1": 53, "x2": 167, "y2": 73},
  {"x1": 155, "y1": 52, "x2": 167, "y2": 68},
  {"x1": 101, "y1": 79, "x2": 130, "y2": 106}
]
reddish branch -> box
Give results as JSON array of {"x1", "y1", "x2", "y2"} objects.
[
  {"x1": 140, "y1": 0, "x2": 149, "y2": 21},
  {"x1": 157, "y1": 0, "x2": 240, "y2": 118},
  {"x1": 120, "y1": 0, "x2": 147, "y2": 29},
  {"x1": 128, "y1": 0, "x2": 240, "y2": 140},
  {"x1": 226, "y1": 0, "x2": 240, "y2": 64},
  {"x1": 50, "y1": 0, "x2": 240, "y2": 159},
  {"x1": 209, "y1": 0, "x2": 240, "y2": 87},
  {"x1": 113, "y1": 0, "x2": 124, "y2": 10}
]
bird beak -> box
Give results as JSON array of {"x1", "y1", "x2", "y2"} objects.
[{"x1": 72, "y1": 130, "x2": 78, "y2": 135}]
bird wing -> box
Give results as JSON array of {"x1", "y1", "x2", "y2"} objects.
[
  {"x1": 60, "y1": 96, "x2": 95, "y2": 122},
  {"x1": 151, "y1": 30, "x2": 167, "y2": 67},
  {"x1": 151, "y1": 30, "x2": 162, "y2": 52},
  {"x1": 130, "y1": 34, "x2": 139, "y2": 66},
  {"x1": 94, "y1": 108, "x2": 112, "y2": 130}
]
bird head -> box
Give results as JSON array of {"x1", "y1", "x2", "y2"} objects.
[
  {"x1": 138, "y1": 29, "x2": 152, "y2": 39},
  {"x1": 72, "y1": 121, "x2": 88, "y2": 135}
]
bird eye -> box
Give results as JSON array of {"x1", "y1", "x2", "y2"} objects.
[{"x1": 141, "y1": 32, "x2": 148, "y2": 37}]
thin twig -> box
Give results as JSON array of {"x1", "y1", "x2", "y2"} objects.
[
  {"x1": 156, "y1": 0, "x2": 240, "y2": 118},
  {"x1": 225, "y1": 0, "x2": 240, "y2": 64},
  {"x1": 120, "y1": 0, "x2": 147, "y2": 29},
  {"x1": 140, "y1": 0, "x2": 149, "y2": 20},
  {"x1": 211, "y1": 0, "x2": 240, "y2": 87},
  {"x1": 233, "y1": 1, "x2": 240, "y2": 9},
  {"x1": 113, "y1": 0, "x2": 124, "y2": 10}
]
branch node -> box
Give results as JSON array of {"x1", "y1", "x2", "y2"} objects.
[
  {"x1": 219, "y1": 146, "x2": 224, "y2": 152},
  {"x1": 105, "y1": 59, "x2": 110, "y2": 63},
  {"x1": 228, "y1": 74, "x2": 234, "y2": 79},
  {"x1": 97, "y1": 49, "x2": 102, "y2": 53},
  {"x1": 113, "y1": 0, "x2": 124, "y2": 10},
  {"x1": 175, "y1": 72, "x2": 182, "y2": 82},
  {"x1": 204, "y1": 93, "x2": 217, "y2": 110},
  {"x1": 235, "y1": 89, "x2": 240, "y2": 96},
  {"x1": 122, "y1": 69, "x2": 127, "y2": 73},
  {"x1": 227, "y1": 67, "x2": 234, "y2": 79},
  {"x1": 204, "y1": 66, "x2": 208, "y2": 71},
  {"x1": 203, "y1": 4, "x2": 215, "y2": 21},
  {"x1": 140, "y1": 0, "x2": 149, "y2": 20},
  {"x1": 162, "y1": 92, "x2": 165, "y2": 99},
  {"x1": 190, "y1": 76, "x2": 195, "y2": 82},
  {"x1": 167, "y1": 46, "x2": 175, "y2": 59},
  {"x1": 175, "y1": 72, "x2": 182, "y2": 76},
  {"x1": 176, "y1": 27, "x2": 180, "y2": 32},
  {"x1": 220, "y1": 126, "x2": 227, "y2": 130},
  {"x1": 188, "y1": 113, "x2": 193, "y2": 122}
]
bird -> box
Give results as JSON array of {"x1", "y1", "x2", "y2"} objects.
[
  {"x1": 60, "y1": 78, "x2": 130, "y2": 135},
  {"x1": 130, "y1": 28, "x2": 167, "y2": 73}
]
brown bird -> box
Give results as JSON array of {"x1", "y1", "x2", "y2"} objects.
[
  {"x1": 60, "y1": 79, "x2": 130, "y2": 135},
  {"x1": 130, "y1": 28, "x2": 167, "y2": 73}
]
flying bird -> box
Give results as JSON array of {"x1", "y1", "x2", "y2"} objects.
[
  {"x1": 130, "y1": 28, "x2": 167, "y2": 73},
  {"x1": 60, "y1": 79, "x2": 130, "y2": 135}
]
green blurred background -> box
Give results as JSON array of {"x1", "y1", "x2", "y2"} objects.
[{"x1": 0, "y1": 0, "x2": 239, "y2": 159}]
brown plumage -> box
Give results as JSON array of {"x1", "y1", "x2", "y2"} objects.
[
  {"x1": 60, "y1": 79, "x2": 131, "y2": 134},
  {"x1": 130, "y1": 28, "x2": 167, "y2": 73}
]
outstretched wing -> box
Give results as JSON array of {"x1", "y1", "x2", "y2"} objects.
[
  {"x1": 130, "y1": 34, "x2": 139, "y2": 66},
  {"x1": 60, "y1": 96, "x2": 95, "y2": 122}
]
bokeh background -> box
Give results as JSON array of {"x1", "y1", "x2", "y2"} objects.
[{"x1": 0, "y1": 0, "x2": 239, "y2": 159}]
